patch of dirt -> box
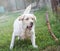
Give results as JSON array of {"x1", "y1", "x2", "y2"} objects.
[{"x1": 43, "y1": 46, "x2": 60, "y2": 51}]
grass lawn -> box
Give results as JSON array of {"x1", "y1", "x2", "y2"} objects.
[{"x1": 0, "y1": 9, "x2": 60, "y2": 51}]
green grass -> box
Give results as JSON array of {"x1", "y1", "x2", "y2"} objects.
[{"x1": 0, "y1": 9, "x2": 60, "y2": 51}]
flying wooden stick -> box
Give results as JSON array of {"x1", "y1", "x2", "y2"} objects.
[{"x1": 46, "y1": 11, "x2": 58, "y2": 42}]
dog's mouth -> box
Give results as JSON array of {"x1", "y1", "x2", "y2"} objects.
[
  {"x1": 27, "y1": 25, "x2": 33, "y2": 30},
  {"x1": 26, "y1": 22, "x2": 33, "y2": 30}
]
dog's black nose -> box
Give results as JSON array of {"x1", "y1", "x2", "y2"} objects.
[{"x1": 30, "y1": 22, "x2": 33, "y2": 26}]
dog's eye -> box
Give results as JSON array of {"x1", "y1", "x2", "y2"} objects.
[
  {"x1": 26, "y1": 18, "x2": 29, "y2": 20},
  {"x1": 32, "y1": 18, "x2": 34, "y2": 20}
]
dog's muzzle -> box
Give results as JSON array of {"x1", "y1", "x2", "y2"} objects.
[{"x1": 27, "y1": 22, "x2": 33, "y2": 30}]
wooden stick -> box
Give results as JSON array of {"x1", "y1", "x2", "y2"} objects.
[{"x1": 46, "y1": 11, "x2": 58, "y2": 42}]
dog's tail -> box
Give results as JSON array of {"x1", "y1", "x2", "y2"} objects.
[{"x1": 23, "y1": 4, "x2": 31, "y2": 14}]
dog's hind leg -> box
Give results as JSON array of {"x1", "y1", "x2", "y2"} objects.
[{"x1": 10, "y1": 32, "x2": 16, "y2": 50}]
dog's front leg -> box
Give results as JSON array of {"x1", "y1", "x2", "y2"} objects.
[
  {"x1": 31, "y1": 31, "x2": 38, "y2": 48},
  {"x1": 10, "y1": 32, "x2": 15, "y2": 50}
]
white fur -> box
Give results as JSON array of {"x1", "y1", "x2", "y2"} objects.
[{"x1": 10, "y1": 4, "x2": 38, "y2": 50}]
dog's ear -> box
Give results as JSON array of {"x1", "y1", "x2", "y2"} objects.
[
  {"x1": 19, "y1": 15, "x2": 25, "y2": 21},
  {"x1": 34, "y1": 16, "x2": 36, "y2": 21},
  {"x1": 32, "y1": 14, "x2": 36, "y2": 21}
]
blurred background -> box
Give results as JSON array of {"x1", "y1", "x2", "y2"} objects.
[
  {"x1": 0, "y1": 0, "x2": 60, "y2": 12},
  {"x1": 0, "y1": 0, "x2": 55, "y2": 12}
]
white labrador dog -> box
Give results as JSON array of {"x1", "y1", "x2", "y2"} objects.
[{"x1": 10, "y1": 4, "x2": 38, "y2": 49}]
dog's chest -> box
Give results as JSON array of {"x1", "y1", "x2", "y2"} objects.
[
  {"x1": 25, "y1": 29, "x2": 31, "y2": 37},
  {"x1": 20, "y1": 29, "x2": 32, "y2": 39}
]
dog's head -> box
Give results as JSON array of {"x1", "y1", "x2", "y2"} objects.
[{"x1": 19, "y1": 14, "x2": 36, "y2": 30}]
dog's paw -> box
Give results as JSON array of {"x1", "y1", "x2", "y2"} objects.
[
  {"x1": 10, "y1": 46, "x2": 13, "y2": 50},
  {"x1": 10, "y1": 47, "x2": 12, "y2": 50},
  {"x1": 33, "y1": 45, "x2": 38, "y2": 48}
]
